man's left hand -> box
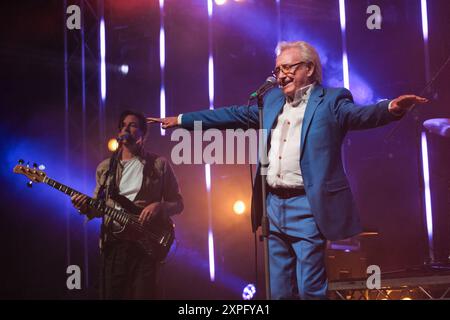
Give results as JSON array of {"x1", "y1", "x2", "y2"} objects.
[
  {"x1": 139, "y1": 202, "x2": 162, "y2": 224},
  {"x1": 389, "y1": 95, "x2": 428, "y2": 115}
]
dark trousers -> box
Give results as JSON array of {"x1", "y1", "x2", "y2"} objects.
[{"x1": 100, "y1": 241, "x2": 159, "y2": 299}]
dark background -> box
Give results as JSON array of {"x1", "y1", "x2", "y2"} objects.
[{"x1": 1, "y1": 0, "x2": 449, "y2": 299}]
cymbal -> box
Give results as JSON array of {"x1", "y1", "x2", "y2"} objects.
[{"x1": 423, "y1": 118, "x2": 450, "y2": 138}]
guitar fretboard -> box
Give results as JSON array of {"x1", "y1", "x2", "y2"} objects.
[{"x1": 44, "y1": 177, "x2": 129, "y2": 225}]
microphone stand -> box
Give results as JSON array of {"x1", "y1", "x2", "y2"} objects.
[
  {"x1": 97, "y1": 147, "x2": 120, "y2": 299},
  {"x1": 257, "y1": 93, "x2": 271, "y2": 300}
]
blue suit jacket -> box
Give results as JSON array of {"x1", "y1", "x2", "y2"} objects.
[{"x1": 181, "y1": 85, "x2": 400, "y2": 240}]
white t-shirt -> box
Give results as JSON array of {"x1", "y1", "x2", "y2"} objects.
[
  {"x1": 118, "y1": 157, "x2": 144, "y2": 202},
  {"x1": 110, "y1": 157, "x2": 144, "y2": 231}
]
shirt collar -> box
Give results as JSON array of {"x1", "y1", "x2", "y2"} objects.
[
  {"x1": 287, "y1": 83, "x2": 315, "y2": 107},
  {"x1": 118, "y1": 148, "x2": 146, "y2": 167}
]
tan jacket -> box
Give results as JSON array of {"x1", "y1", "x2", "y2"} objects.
[{"x1": 89, "y1": 151, "x2": 184, "y2": 248}]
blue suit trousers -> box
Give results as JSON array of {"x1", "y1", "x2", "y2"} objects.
[{"x1": 267, "y1": 192, "x2": 328, "y2": 299}]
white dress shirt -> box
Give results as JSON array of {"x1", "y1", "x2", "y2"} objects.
[{"x1": 266, "y1": 84, "x2": 314, "y2": 189}]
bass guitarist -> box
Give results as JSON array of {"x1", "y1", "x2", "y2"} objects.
[{"x1": 71, "y1": 110, "x2": 184, "y2": 299}]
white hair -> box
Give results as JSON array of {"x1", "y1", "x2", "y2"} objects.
[{"x1": 275, "y1": 41, "x2": 323, "y2": 84}]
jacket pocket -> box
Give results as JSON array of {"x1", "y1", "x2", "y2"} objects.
[{"x1": 325, "y1": 179, "x2": 350, "y2": 192}]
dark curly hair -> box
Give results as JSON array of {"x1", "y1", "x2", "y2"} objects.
[{"x1": 118, "y1": 110, "x2": 147, "y2": 136}]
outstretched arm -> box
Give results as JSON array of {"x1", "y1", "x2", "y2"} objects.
[
  {"x1": 147, "y1": 104, "x2": 259, "y2": 130},
  {"x1": 332, "y1": 88, "x2": 428, "y2": 130}
]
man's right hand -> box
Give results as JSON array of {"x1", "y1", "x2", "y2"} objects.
[
  {"x1": 71, "y1": 194, "x2": 89, "y2": 214},
  {"x1": 146, "y1": 116, "x2": 179, "y2": 129}
]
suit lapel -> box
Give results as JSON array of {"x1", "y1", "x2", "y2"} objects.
[
  {"x1": 300, "y1": 85, "x2": 324, "y2": 160},
  {"x1": 263, "y1": 92, "x2": 285, "y2": 132}
]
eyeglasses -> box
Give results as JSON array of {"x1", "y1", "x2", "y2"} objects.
[{"x1": 271, "y1": 61, "x2": 307, "y2": 78}]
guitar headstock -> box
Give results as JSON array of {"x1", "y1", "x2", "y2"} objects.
[{"x1": 13, "y1": 160, "x2": 47, "y2": 185}]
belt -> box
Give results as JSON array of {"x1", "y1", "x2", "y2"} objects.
[{"x1": 267, "y1": 186, "x2": 306, "y2": 199}]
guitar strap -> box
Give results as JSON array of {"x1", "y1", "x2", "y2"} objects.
[{"x1": 98, "y1": 150, "x2": 119, "y2": 201}]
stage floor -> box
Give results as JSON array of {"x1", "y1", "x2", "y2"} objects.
[{"x1": 329, "y1": 265, "x2": 450, "y2": 299}]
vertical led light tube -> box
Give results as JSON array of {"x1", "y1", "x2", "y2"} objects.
[
  {"x1": 206, "y1": 0, "x2": 215, "y2": 282},
  {"x1": 100, "y1": 19, "x2": 106, "y2": 102},
  {"x1": 421, "y1": 132, "x2": 434, "y2": 262},
  {"x1": 339, "y1": 0, "x2": 349, "y2": 89},
  {"x1": 159, "y1": 0, "x2": 166, "y2": 135}
]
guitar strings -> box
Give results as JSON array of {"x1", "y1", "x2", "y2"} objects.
[{"x1": 21, "y1": 169, "x2": 170, "y2": 245}]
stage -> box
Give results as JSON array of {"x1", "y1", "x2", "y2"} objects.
[{"x1": 1, "y1": 0, "x2": 450, "y2": 300}]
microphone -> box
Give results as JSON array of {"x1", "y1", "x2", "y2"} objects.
[
  {"x1": 116, "y1": 133, "x2": 134, "y2": 144},
  {"x1": 249, "y1": 76, "x2": 277, "y2": 99}
]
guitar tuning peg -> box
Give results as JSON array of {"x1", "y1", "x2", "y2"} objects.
[
  {"x1": 26, "y1": 161, "x2": 30, "y2": 168},
  {"x1": 18, "y1": 159, "x2": 24, "y2": 165},
  {"x1": 27, "y1": 181, "x2": 33, "y2": 188},
  {"x1": 38, "y1": 164, "x2": 46, "y2": 170},
  {"x1": 33, "y1": 163, "x2": 38, "y2": 168}
]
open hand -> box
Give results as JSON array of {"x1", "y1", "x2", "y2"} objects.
[{"x1": 389, "y1": 95, "x2": 428, "y2": 115}]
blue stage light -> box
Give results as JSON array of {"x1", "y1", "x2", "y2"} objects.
[{"x1": 242, "y1": 284, "x2": 256, "y2": 300}]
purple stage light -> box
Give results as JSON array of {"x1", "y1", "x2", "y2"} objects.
[
  {"x1": 421, "y1": 132, "x2": 434, "y2": 261},
  {"x1": 342, "y1": 52, "x2": 349, "y2": 90},
  {"x1": 421, "y1": 0, "x2": 429, "y2": 43},
  {"x1": 420, "y1": 0, "x2": 433, "y2": 263},
  {"x1": 208, "y1": 0, "x2": 213, "y2": 17},
  {"x1": 120, "y1": 64, "x2": 129, "y2": 75},
  {"x1": 100, "y1": 19, "x2": 106, "y2": 102},
  {"x1": 208, "y1": 230, "x2": 215, "y2": 282},
  {"x1": 421, "y1": 0, "x2": 431, "y2": 84},
  {"x1": 338, "y1": 0, "x2": 346, "y2": 33},
  {"x1": 160, "y1": 87, "x2": 166, "y2": 126},
  {"x1": 276, "y1": 0, "x2": 281, "y2": 42},
  {"x1": 208, "y1": 56, "x2": 214, "y2": 110},
  {"x1": 207, "y1": 0, "x2": 215, "y2": 282},
  {"x1": 159, "y1": 0, "x2": 166, "y2": 136},
  {"x1": 205, "y1": 164, "x2": 211, "y2": 192},
  {"x1": 159, "y1": 28, "x2": 165, "y2": 69},
  {"x1": 338, "y1": 0, "x2": 349, "y2": 89}
]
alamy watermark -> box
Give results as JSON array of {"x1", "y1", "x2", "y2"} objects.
[
  {"x1": 66, "y1": 264, "x2": 81, "y2": 290},
  {"x1": 170, "y1": 121, "x2": 270, "y2": 174},
  {"x1": 366, "y1": 264, "x2": 381, "y2": 289},
  {"x1": 66, "y1": 4, "x2": 382, "y2": 31},
  {"x1": 366, "y1": 5, "x2": 382, "y2": 30},
  {"x1": 66, "y1": 5, "x2": 81, "y2": 30}
]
